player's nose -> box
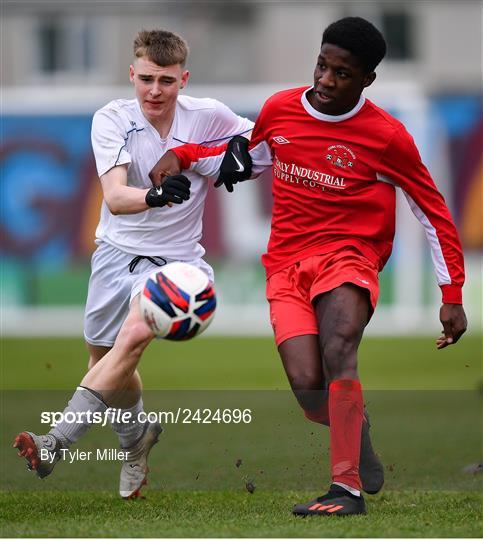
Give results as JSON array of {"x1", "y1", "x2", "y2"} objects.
[
  {"x1": 150, "y1": 83, "x2": 162, "y2": 96},
  {"x1": 318, "y1": 71, "x2": 335, "y2": 88}
]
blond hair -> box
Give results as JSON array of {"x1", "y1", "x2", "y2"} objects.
[{"x1": 133, "y1": 29, "x2": 189, "y2": 67}]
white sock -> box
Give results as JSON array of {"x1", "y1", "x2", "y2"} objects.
[
  {"x1": 110, "y1": 398, "x2": 146, "y2": 449},
  {"x1": 333, "y1": 481, "x2": 361, "y2": 497},
  {"x1": 49, "y1": 386, "x2": 107, "y2": 448}
]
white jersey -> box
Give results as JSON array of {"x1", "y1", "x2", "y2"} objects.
[{"x1": 91, "y1": 96, "x2": 253, "y2": 259}]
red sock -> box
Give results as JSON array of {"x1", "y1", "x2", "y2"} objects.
[
  {"x1": 304, "y1": 400, "x2": 330, "y2": 426},
  {"x1": 328, "y1": 379, "x2": 364, "y2": 490}
]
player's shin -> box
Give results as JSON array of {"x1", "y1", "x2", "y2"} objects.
[
  {"x1": 328, "y1": 379, "x2": 364, "y2": 493},
  {"x1": 49, "y1": 386, "x2": 108, "y2": 448},
  {"x1": 110, "y1": 396, "x2": 147, "y2": 448}
]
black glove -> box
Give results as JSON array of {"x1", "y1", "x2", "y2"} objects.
[
  {"x1": 145, "y1": 174, "x2": 191, "y2": 207},
  {"x1": 214, "y1": 136, "x2": 252, "y2": 193}
]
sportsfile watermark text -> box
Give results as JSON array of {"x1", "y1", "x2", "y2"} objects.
[
  {"x1": 41, "y1": 408, "x2": 252, "y2": 427},
  {"x1": 40, "y1": 447, "x2": 130, "y2": 464}
]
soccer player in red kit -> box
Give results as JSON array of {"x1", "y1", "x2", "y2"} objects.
[{"x1": 150, "y1": 17, "x2": 467, "y2": 516}]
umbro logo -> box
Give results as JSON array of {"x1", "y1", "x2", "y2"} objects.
[{"x1": 273, "y1": 136, "x2": 290, "y2": 144}]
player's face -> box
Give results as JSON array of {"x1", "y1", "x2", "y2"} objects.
[
  {"x1": 308, "y1": 43, "x2": 376, "y2": 115},
  {"x1": 130, "y1": 57, "x2": 189, "y2": 124}
]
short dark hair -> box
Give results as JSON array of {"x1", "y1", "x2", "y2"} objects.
[
  {"x1": 322, "y1": 17, "x2": 386, "y2": 72},
  {"x1": 133, "y1": 29, "x2": 189, "y2": 67}
]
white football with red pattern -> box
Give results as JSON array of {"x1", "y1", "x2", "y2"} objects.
[{"x1": 140, "y1": 262, "x2": 216, "y2": 340}]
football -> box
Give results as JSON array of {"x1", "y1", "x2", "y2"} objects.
[{"x1": 139, "y1": 262, "x2": 216, "y2": 340}]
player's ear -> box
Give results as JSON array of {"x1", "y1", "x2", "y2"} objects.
[
  {"x1": 363, "y1": 71, "x2": 376, "y2": 88},
  {"x1": 180, "y1": 70, "x2": 190, "y2": 89},
  {"x1": 129, "y1": 64, "x2": 135, "y2": 83}
]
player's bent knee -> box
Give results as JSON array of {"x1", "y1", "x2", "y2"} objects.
[
  {"x1": 325, "y1": 357, "x2": 359, "y2": 381},
  {"x1": 323, "y1": 329, "x2": 359, "y2": 362},
  {"x1": 290, "y1": 372, "x2": 323, "y2": 392},
  {"x1": 115, "y1": 320, "x2": 154, "y2": 358},
  {"x1": 322, "y1": 331, "x2": 360, "y2": 381}
]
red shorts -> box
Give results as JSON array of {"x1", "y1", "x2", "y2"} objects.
[{"x1": 266, "y1": 248, "x2": 379, "y2": 346}]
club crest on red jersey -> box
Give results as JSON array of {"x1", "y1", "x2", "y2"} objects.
[{"x1": 326, "y1": 145, "x2": 356, "y2": 169}]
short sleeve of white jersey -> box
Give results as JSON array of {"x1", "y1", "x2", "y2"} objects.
[
  {"x1": 91, "y1": 107, "x2": 132, "y2": 177},
  {"x1": 201, "y1": 99, "x2": 253, "y2": 146}
]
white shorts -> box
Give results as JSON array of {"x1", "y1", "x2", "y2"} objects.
[{"x1": 84, "y1": 241, "x2": 214, "y2": 347}]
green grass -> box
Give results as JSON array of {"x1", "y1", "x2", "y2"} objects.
[
  {"x1": 1, "y1": 336, "x2": 482, "y2": 537},
  {"x1": 1, "y1": 335, "x2": 482, "y2": 390},
  {"x1": 1, "y1": 491, "x2": 482, "y2": 538}
]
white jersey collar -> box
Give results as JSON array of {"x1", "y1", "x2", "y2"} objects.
[
  {"x1": 133, "y1": 99, "x2": 149, "y2": 128},
  {"x1": 135, "y1": 98, "x2": 175, "y2": 143},
  {"x1": 301, "y1": 88, "x2": 365, "y2": 122}
]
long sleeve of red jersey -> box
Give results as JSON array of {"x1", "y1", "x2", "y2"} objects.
[
  {"x1": 172, "y1": 142, "x2": 227, "y2": 176},
  {"x1": 171, "y1": 107, "x2": 273, "y2": 179},
  {"x1": 377, "y1": 126, "x2": 465, "y2": 304}
]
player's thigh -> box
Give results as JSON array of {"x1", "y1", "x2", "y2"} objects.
[
  {"x1": 84, "y1": 243, "x2": 175, "y2": 348},
  {"x1": 84, "y1": 243, "x2": 135, "y2": 348},
  {"x1": 309, "y1": 249, "x2": 378, "y2": 355},
  {"x1": 267, "y1": 265, "x2": 327, "y2": 399},
  {"x1": 314, "y1": 283, "x2": 371, "y2": 355},
  {"x1": 266, "y1": 264, "x2": 319, "y2": 347}
]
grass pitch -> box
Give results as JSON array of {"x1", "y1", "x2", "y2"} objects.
[
  {"x1": 1, "y1": 335, "x2": 482, "y2": 537},
  {"x1": 2, "y1": 490, "x2": 482, "y2": 538}
]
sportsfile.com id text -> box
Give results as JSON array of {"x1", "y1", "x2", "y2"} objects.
[{"x1": 40, "y1": 408, "x2": 253, "y2": 427}]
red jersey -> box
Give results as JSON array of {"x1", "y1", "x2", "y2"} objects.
[{"x1": 173, "y1": 86, "x2": 464, "y2": 304}]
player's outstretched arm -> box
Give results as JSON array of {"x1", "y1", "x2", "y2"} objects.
[
  {"x1": 101, "y1": 164, "x2": 190, "y2": 215},
  {"x1": 436, "y1": 304, "x2": 468, "y2": 349},
  {"x1": 149, "y1": 136, "x2": 253, "y2": 192},
  {"x1": 150, "y1": 134, "x2": 270, "y2": 190}
]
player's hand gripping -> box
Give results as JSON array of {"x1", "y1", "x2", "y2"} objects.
[
  {"x1": 436, "y1": 303, "x2": 467, "y2": 349},
  {"x1": 145, "y1": 174, "x2": 191, "y2": 208},
  {"x1": 149, "y1": 150, "x2": 181, "y2": 188},
  {"x1": 214, "y1": 136, "x2": 253, "y2": 193}
]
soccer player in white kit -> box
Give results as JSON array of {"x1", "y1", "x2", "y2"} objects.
[{"x1": 13, "y1": 29, "x2": 253, "y2": 498}]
